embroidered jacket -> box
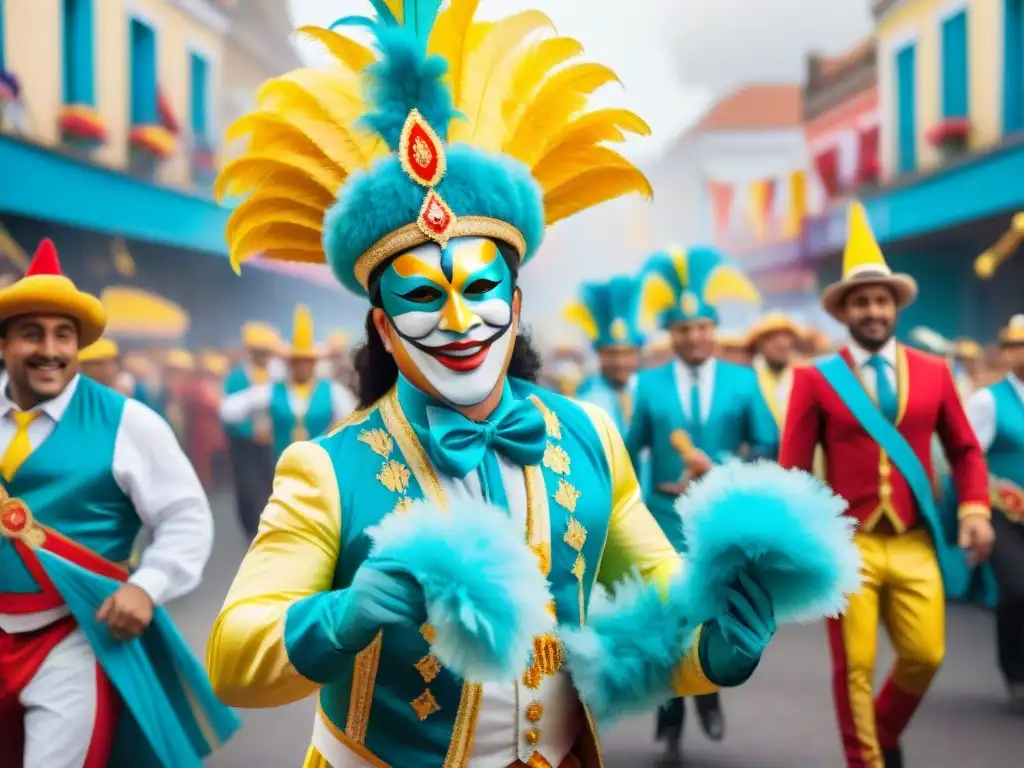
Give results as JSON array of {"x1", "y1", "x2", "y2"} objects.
[{"x1": 207, "y1": 378, "x2": 718, "y2": 767}]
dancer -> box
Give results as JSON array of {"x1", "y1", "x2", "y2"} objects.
[
  {"x1": 966, "y1": 314, "x2": 1024, "y2": 707},
  {"x1": 780, "y1": 202, "x2": 994, "y2": 768},
  {"x1": 567, "y1": 276, "x2": 645, "y2": 434},
  {"x1": 203, "y1": 4, "x2": 819, "y2": 765},
  {"x1": 0, "y1": 239, "x2": 237, "y2": 767},
  {"x1": 628, "y1": 247, "x2": 776, "y2": 762},
  {"x1": 219, "y1": 305, "x2": 356, "y2": 462}
]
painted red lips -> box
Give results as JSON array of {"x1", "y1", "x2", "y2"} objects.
[{"x1": 430, "y1": 338, "x2": 493, "y2": 372}]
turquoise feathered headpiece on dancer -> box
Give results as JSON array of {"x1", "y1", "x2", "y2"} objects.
[
  {"x1": 639, "y1": 246, "x2": 761, "y2": 329},
  {"x1": 564, "y1": 275, "x2": 646, "y2": 348}
]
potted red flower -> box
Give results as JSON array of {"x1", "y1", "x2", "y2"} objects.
[{"x1": 925, "y1": 118, "x2": 971, "y2": 162}]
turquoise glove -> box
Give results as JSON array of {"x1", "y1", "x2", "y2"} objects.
[
  {"x1": 698, "y1": 570, "x2": 776, "y2": 686},
  {"x1": 330, "y1": 558, "x2": 428, "y2": 653}
]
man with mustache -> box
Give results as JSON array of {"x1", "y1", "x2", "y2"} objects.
[
  {"x1": 0, "y1": 239, "x2": 237, "y2": 766},
  {"x1": 780, "y1": 203, "x2": 994, "y2": 768},
  {"x1": 965, "y1": 314, "x2": 1024, "y2": 708},
  {"x1": 205, "y1": 5, "x2": 788, "y2": 766}
]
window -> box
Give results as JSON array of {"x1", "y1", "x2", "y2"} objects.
[
  {"x1": 189, "y1": 52, "x2": 209, "y2": 139},
  {"x1": 941, "y1": 10, "x2": 969, "y2": 118},
  {"x1": 62, "y1": 0, "x2": 95, "y2": 105},
  {"x1": 895, "y1": 43, "x2": 918, "y2": 173},
  {"x1": 129, "y1": 18, "x2": 157, "y2": 125},
  {"x1": 1006, "y1": 0, "x2": 1024, "y2": 133}
]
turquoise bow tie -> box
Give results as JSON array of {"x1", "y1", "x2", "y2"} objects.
[{"x1": 425, "y1": 398, "x2": 547, "y2": 479}]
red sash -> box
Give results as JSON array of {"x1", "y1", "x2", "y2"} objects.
[{"x1": 0, "y1": 493, "x2": 128, "y2": 614}]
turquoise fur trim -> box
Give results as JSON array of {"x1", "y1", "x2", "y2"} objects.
[
  {"x1": 561, "y1": 461, "x2": 860, "y2": 724},
  {"x1": 322, "y1": 26, "x2": 545, "y2": 296},
  {"x1": 365, "y1": 498, "x2": 552, "y2": 682}
]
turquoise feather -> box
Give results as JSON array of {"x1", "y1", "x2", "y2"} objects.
[{"x1": 366, "y1": 0, "x2": 399, "y2": 26}]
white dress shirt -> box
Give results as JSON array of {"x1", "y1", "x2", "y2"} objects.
[
  {"x1": 672, "y1": 357, "x2": 716, "y2": 422},
  {"x1": 219, "y1": 380, "x2": 356, "y2": 427},
  {"x1": 846, "y1": 338, "x2": 898, "y2": 398},
  {"x1": 966, "y1": 373, "x2": 1024, "y2": 452},
  {"x1": 0, "y1": 374, "x2": 214, "y2": 633},
  {"x1": 316, "y1": 424, "x2": 579, "y2": 768}
]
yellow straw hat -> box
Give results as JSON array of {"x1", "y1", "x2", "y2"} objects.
[
  {"x1": 288, "y1": 305, "x2": 323, "y2": 359},
  {"x1": 999, "y1": 314, "x2": 1024, "y2": 345},
  {"x1": 201, "y1": 351, "x2": 230, "y2": 377},
  {"x1": 746, "y1": 312, "x2": 802, "y2": 349},
  {"x1": 0, "y1": 239, "x2": 106, "y2": 346},
  {"x1": 328, "y1": 330, "x2": 350, "y2": 351},
  {"x1": 78, "y1": 337, "x2": 120, "y2": 362},
  {"x1": 954, "y1": 338, "x2": 983, "y2": 358},
  {"x1": 822, "y1": 202, "x2": 918, "y2": 319},
  {"x1": 241, "y1": 321, "x2": 282, "y2": 351},
  {"x1": 715, "y1": 330, "x2": 749, "y2": 350},
  {"x1": 165, "y1": 349, "x2": 195, "y2": 371}
]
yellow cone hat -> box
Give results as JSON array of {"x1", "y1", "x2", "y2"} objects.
[
  {"x1": 289, "y1": 305, "x2": 322, "y2": 359},
  {"x1": 1000, "y1": 314, "x2": 1024, "y2": 345},
  {"x1": 241, "y1": 321, "x2": 281, "y2": 352},
  {"x1": 746, "y1": 311, "x2": 802, "y2": 349},
  {"x1": 821, "y1": 201, "x2": 918, "y2": 318}
]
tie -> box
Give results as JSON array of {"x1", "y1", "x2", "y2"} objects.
[
  {"x1": 617, "y1": 389, "x2": 633, "y2": 429},
  {"x1": 424, "y1": 398, "x2": 547, "y2": 511},
  {"x1": 867, "y1": 354, "x2": 898, "y2": 422},
  {"x1": 689, "y1": 376, "x2": 702, "y2": 443},
  {"x1": 250, "y1": 366, "x2": 269, "y2": 385},
  {"x1": 1, "y1": 411, "x2": 39, "y2": 480}
]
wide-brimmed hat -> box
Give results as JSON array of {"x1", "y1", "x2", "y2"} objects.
[
  {"x1": 999, "y1": 315, "x2": 1024, "y2": 346},
  {"x1": 0, "y1": 239, "x2": 106, "y2": 346},
  {"x1": 746, "y1": 312, "x2": 802, "y2": 349},
  {"x1": 821, "y1": 202, "x2": 918, "y2": 319},
  {"x1": 78, "y1": 337, "x2": 119, "y2": 362},
  {"x1": 240, "y1": 321, "x2": 282, "y2": 352}
]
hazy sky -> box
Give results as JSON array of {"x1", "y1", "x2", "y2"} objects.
[{"x1": 289, "y1": 0, "x2": 872, "y2": 159}]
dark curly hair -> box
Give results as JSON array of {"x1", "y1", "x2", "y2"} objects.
[{"x1": 352, "y1": 310, "x2": 542, "y2": 408}]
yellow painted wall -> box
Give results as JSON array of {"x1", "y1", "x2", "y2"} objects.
[
  {"x1": 877, "y1": 0, "x2": 1004, "y2": 179},
  {"x1": 2, "y1": 0, "x2": 224, "y2": 188}
]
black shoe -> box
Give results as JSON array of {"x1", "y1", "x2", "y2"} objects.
[
  {"x1": 695, "y1": 697, "x2": 724, "y2": 742},
  {"x1": 883, "y1": 747, "x2": 903, "y2": 768},
  {"x1": 656, "y1": 726, "x2": 683, "y2": 767}
]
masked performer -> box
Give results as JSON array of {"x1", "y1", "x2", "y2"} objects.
[
  {"x1": 206, "y1": 4, "x2": 858, "y2": 767},
  {"x1": 220, "y1": 305, "x2": 356, "y2": 463},
  {"x1": 627, "y1": 247, "x2": 777, "y2": 761},
  {"x1": 780, "y1": 203, "x2": 993, "y2": 768},
  {"x1": 222, "y1": 321, "x2": 281, "y2": 539},
  {"x1": 966, "y1": 314, "x2": 1024, "y2": 707},
  {"x1": 0, "y1": 239, "x2": 237, "y2": 767}
]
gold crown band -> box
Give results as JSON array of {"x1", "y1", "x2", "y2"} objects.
[{"x1": 354, "y1": 216, "x2": 527, "y2": 290}]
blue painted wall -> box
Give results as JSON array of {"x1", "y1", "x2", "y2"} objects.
[
  {"x1": 189, "y1": 52, "x2": 208, "y2": 139},
  {"x1": 896, "y1": 43, "x2": 918, "y2": 173},
  {"x1": 941, "y1": 10, "x2": 969, "y2": 119},
  {"x1": 1006, "y1": 0, "x2": 1024, "y2": 134},
  {"x1": 129, "y1": 18, "x2": 157, "y2": 125},
  {"x1": 61, "y1": 0, "x2": 95, "y2": 105}
]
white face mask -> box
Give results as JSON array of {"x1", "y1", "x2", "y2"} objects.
[{"x1": 379, "y1": 237, "x2": 515, "y2": 406}]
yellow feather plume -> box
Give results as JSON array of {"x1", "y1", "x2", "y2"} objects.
[
  {"x1": 428, "y1": 0, "x2": 481, "y2": 106},
  {"x1": 296, "y1": 25, "x2": 375, "y2": 71},
  {"x1": 544, "y1": 166, "x2": 653, "y2": 226},
  {"x1": 506, "y1": 63, "x2": 621, "y2": 166},
  {"x1": 638, "y1": 274, "x2": 676, "y2": 331},
  {"x1": 263, "y1": 248, "x2": 328, "y2": 266},
  {"x1": 221, "y1": 3, "x2": 652, "y2": 275},
  {"x1": 449, "y1": 10, "x2": 553, "y2": 148},
  {"x1": 502, "y1": 37, "x2": 584, "y2": 125},
  {"x1": 563, "y1": 300, "x2": 599, "y2": 341}
]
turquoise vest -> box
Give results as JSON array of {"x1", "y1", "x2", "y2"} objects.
[
  {"x1": 988, "y1": 378, "x2": 1024, "y2": 487},
  {"x1": 309, "y1": 377, "x2": 612, "y2": 767},
  {"x1": 0, "y1": 376, "x2": 138, "y2": 596},
  {"x1": 270, "y1": 379, "x2": 334, "y2": 458},
  {"x1": 223, "y1": 367, "x2": 254, "y2": 439},
  {"x1": 627, "y1": 359, "x2": 778, "y2": 549}
]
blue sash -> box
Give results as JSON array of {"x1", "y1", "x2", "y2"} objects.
[{"x1": 815, "y1": 355, "x2": 961, "y2": 583}]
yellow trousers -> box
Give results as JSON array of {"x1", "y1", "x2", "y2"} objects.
[{"x1": 827, "y1": 528, "x2": 945, "y2": 768}]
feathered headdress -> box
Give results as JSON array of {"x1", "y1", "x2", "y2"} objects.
[
  {"x1": 637, "y1": 247, "x2": 760, "y2": 329},
  {"x1": 563, "y1": 275, "x2": 645, "y2": 348},
  {"x1": 217, "y1": 0, "x2": 653, "y2": 296}
]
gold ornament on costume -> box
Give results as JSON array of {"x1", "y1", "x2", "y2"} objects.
[
  {"x1": 358, "y1": 428, "x2": 394, "y2": 458},
  {"x1": 610, "y1": 318, "x2": 628, "y2": 341},
  {"x1": 542, "y1": 443, "x2": 571, "y2": 475},
  {"x1": 991, "y1": 478, "x2": 1024, "y2": 523},
  {"x1": 377, "y1": 460, "x2": 411, "y2": 494},
  {"x1": 0, "y1": 487, "x2": 45, "y2": 549},
  {"x1": 680, "y1": 291, "x2": 699, "y2": 317}
]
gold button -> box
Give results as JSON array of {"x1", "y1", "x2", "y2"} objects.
[
  {"x1": 880, "y1": 482, "x2": 892, "y2": 498},
  {"x1": 879, "y1": 463, "x2": 891, "y2": 478},
  {"x1": 524, "y1": 728, "x2": 540, "y2": 746},
  {"x1": 526, "y1": 701, "x2": 543, "y2": 722}
]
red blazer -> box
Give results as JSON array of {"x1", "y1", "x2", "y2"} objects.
[{"x1": 779, "y1": 344, "x2": 989, "y2": 531}]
